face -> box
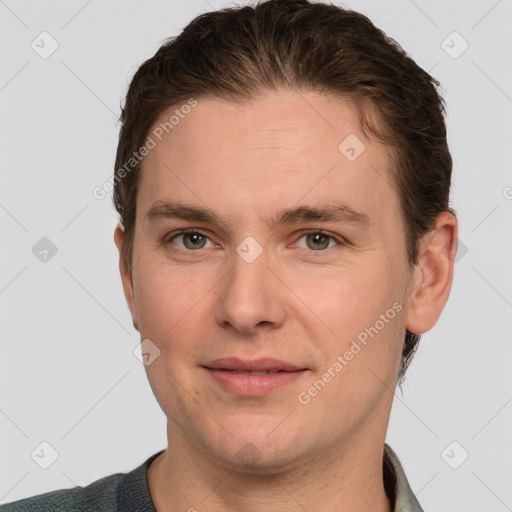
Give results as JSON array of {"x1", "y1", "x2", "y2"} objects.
[{"x1": 116, "y1": 90, "x2": 425, "y2": 472}]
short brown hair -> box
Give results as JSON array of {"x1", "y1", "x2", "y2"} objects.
[{"x1": 113, "y1": 0, "x2": 455, "y2": 385}]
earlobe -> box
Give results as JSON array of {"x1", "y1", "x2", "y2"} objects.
[
  {"x1": 405, "y1": 212, "x2": 458, "y2": 335},
  {"x1": 114, "y1": 225, "x2": 139, "y2": 331}
]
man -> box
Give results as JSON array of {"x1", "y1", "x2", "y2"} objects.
[{"x1": 2, "y1": 0, "x2": 457, "y2": 510}]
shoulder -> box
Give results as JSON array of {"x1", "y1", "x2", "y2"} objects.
[
  {"x1": 0, "y1": 472, "x2": 125, "y2": 512},
  {"x1": 0, "y1": 451, "x2": 163, "y2": 512}
]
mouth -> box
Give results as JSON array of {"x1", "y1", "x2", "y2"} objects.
[
  {"x1": 203, "y1": 356, "x2": 306, "y2": 372},
  {"x1": 214, "y1": 369, "x2": 289, "y2": 375},
  {"x1": 202, "y1": 357, "x2": 308, "y2": 396}
]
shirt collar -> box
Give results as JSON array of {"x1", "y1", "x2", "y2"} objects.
[{"x1": 383, "y1": 443, "x2": 425, "y2": 512}]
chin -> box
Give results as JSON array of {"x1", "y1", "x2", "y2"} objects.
[{"x1": 203, "y1": 430, "x2": 314, "y2": 475}]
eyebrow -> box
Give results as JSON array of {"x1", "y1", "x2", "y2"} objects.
[{"x1": 144, "y1": 201, "x2": 370, "y2": 230}]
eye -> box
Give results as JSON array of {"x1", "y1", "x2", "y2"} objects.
[
  {"x1": 167, "y1": 230, "x2": 215, "y2": 251},
  {"x1": 294, "y1": 231, "x2": 342, "y2": 251}
]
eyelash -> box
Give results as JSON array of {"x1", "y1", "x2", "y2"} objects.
[{"x1": 164, "y1": 228, "x2": 344, "y2": 252}]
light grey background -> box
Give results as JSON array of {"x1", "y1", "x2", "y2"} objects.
[{"x1": 1, "y1": 1, "x2": 511, "y2": 510}]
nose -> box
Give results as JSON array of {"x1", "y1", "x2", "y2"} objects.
[{"x1": 214, "y1": 245, "x2": 287, "y2": 335}]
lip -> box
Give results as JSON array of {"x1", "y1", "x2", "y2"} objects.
[
  {"x1": 202, "y1": 357, "x2": 308, "y2": 396},
  {"x1": 204, "y1": 357, "x2": 304, "y2": 372}
]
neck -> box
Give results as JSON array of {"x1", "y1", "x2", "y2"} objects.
[{"x1": 147, "y1": 426, "x2": 393, "y2": 512}]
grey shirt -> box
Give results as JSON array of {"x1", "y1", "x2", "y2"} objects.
[{"x1": 1, "y1": 443, "x2": 424, "y2": 511}]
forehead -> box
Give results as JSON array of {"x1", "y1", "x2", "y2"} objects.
[
  {"x1": 137, "y1": 90, "x2": 397, "y2": 228},
  {"x1": 153, "y1": 90, "x2": 363, "y2": 157}
]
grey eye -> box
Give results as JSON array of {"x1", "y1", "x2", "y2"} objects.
[
  {"x1": 306, "y1": 233, "x2": 330, "y2": 250},
  {"x1": 170, "y1": 231, "x2": 212, "y2": 250}
]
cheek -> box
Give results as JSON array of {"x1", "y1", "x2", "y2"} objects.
[
  {"x1": 311, "y1": 262, "x2": 398, "y2": 331},
  {"x1": 133, "y1": 265, "x2": 208, "y2": 404},
  {"x1": 307, "y1": 260, "x2": 407, "y2": 379},
  {"x1": 131, "y1": 260, "x2": 223, "y2": 386},
  {"x1": 298, "y1": 298, "x2": 406, "y2": 435},
  {"x1": 132, "y1": 261, "x2": 206, "y2": 340}
]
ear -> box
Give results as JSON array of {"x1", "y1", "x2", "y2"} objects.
[
  {"x1": 114, "y1": 224, "x2": 139, "y2": 331},
  {"x1": 406, "y1": 212, "x2": 458, "y2": 334}
]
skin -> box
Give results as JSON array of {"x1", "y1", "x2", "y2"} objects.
[{"x1": 114, "y1": 89, "x2": 457, "y2": 512}]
